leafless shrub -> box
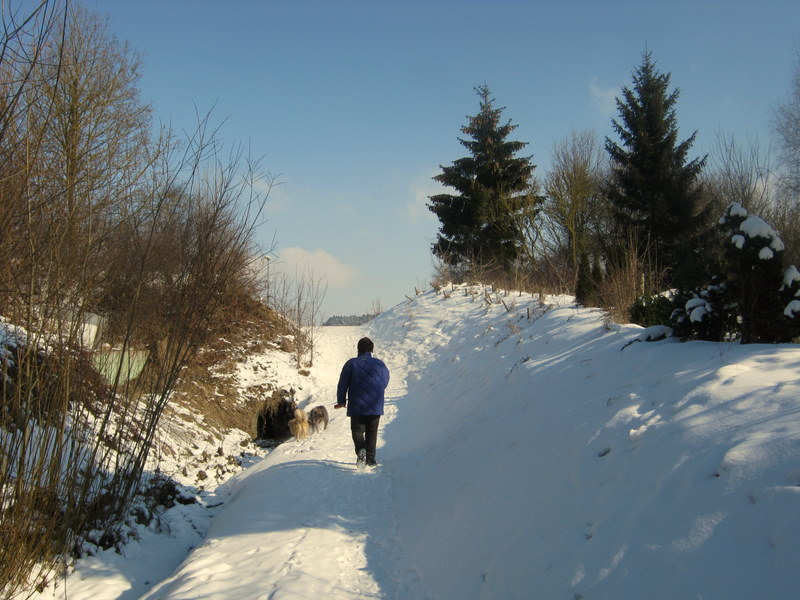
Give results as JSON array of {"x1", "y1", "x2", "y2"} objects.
[
  {"x1": 596, "y1": 234, "x2": 665, "y2": 325},
  {"x1": 596, "y1": 249, "x2": 642, "y2": 325}
]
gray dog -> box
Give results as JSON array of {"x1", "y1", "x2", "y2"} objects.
[{"x1": 308, "y1": 405, "x2": 329, "y2": 434}]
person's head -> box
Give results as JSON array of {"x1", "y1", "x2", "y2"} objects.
[{"x1": 357, "y1": 337, "x2": 374, "y2": 354}]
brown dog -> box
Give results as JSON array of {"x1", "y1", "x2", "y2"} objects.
[
  {"x1": 308, "y1": 405, "x2": 329, "y2": 434},
  {"x1": 288, "y1": 408, "x2": 309, "y2": 439}
]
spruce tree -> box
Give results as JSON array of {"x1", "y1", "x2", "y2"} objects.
[
  {"x1": 428, "y1": 85, "x2": 536, "y2": 274},
  {"x1": 605, "y1": 52, "x2": 709, "y2": 288}
]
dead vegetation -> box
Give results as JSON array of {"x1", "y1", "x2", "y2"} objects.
[{"x1": 169, "y1": 299, "x2": 296, "y2": 438}]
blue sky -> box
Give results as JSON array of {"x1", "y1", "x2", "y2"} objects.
[{"x1": 90, "y1": 0, "x2": 799, "y2": 318}]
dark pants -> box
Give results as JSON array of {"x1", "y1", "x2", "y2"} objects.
[{"x1": 350, "y1": 415, "x2": 381, "y2": 464}]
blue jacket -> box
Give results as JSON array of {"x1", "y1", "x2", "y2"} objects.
[{"x1": 337, "y1": 352, "x2": 390, "y2": 416}]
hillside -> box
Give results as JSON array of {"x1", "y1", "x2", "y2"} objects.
[{"x1": 34, "y1": 284, "x2": 800, "y2": 599}]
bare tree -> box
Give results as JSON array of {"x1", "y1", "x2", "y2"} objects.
[
  {"x1": 543, "y1": 130, "x2": 609, "y2": 272},
  {"x1": 33, "y1": 3, "x2": 151, "y2": 204},
  {"x1": 705, "y1": 131, "x2": 774, "y2": 218},
  {"x1": 302, "y1": 268, "x2": 327, "y2": 367},
  {"x1": 19, "y1": 2, "x2": 154, "y2": 320},
  {"x1": 772, "y1": 48, "x2": 800, "y2": 265},
  {"x1": 774, "y1": 47, "x2": 800, "y2": 198},
  {"x1": 266, "y1": 263, "x2": 327, "y2": 369}
]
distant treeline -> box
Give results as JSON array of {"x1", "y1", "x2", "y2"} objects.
[{"x1": 323, "y1": 314, "x2": 377, "y2": 326}]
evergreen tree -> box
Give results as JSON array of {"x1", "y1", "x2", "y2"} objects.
[
  {"x1": 717, "y1": 203, "x2": 795, "y2": 343},
  {"x1": 428, "y1": 85, "x2": 536, "y2": 274},
  {"x1": 605, "y1": 52, "x2": 709, "y2": 288},
  {"x1": 672, "y1": 202, "x2": 800, "y2": 343}
]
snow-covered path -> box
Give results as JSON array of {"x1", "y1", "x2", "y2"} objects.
[
  {"x1": 142, "y1": 326, "x2": 410, "y2": 600},
  {"x1": 139, "y1": 294, "x2": 484, "y2": 600}
]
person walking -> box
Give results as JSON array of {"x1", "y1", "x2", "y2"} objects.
[{"x1": 334, "y1": 337, "x2": 390, "y2": 467}]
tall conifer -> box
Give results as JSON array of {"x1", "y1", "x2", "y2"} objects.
[
  {"x1": 605, "y1": 52, "x2": 708, "y2": 287},
  {"x1": 428, "y1": 85, "x2": 536, "y2": 274}
]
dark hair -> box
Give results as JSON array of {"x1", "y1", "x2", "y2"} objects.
[{"x1": 357, "y1": 337, "x2": 374, "y2": 354}]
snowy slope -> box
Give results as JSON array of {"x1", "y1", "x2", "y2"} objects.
[
  {"x1": 36, "y1": 284, "x2": 800, "y2": 599},
  {"x1": 373, "y1": 288, "x2": 800, "y2": 599}
]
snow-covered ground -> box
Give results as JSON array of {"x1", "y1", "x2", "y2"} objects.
[{"x1": 35, "y1": 284, "x2": 800, "y2": 599}]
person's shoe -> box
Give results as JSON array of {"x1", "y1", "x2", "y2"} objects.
[
  {"x1": 366, "y1": 459, "x2": 378, "y2": 467},
  {"x1": 357, "y1": 448, "x2": 366, "y2": 467}
]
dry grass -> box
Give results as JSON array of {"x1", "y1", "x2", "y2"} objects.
[{"x1": 596, "y1": 236, "x2": 668, "y2": 326}]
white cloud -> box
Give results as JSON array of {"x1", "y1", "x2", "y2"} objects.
[
  {"x1": 273, "y1": 247, "x2": 359, "y2": 289},
  {"x1": 590, "y1": 77, "x2": 619, "y2": 118}
]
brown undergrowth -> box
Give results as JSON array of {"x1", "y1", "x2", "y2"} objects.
[{"x1": 168, "y1": 299, "x2": 297, "y2": 439}]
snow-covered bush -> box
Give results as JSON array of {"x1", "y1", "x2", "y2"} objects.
[
  {"x1": 672, "y1": 202, "x2": 800, "y2": 343},
  {"x1": 671, "y1": 280, "x2": 740, "y2": 341}
]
